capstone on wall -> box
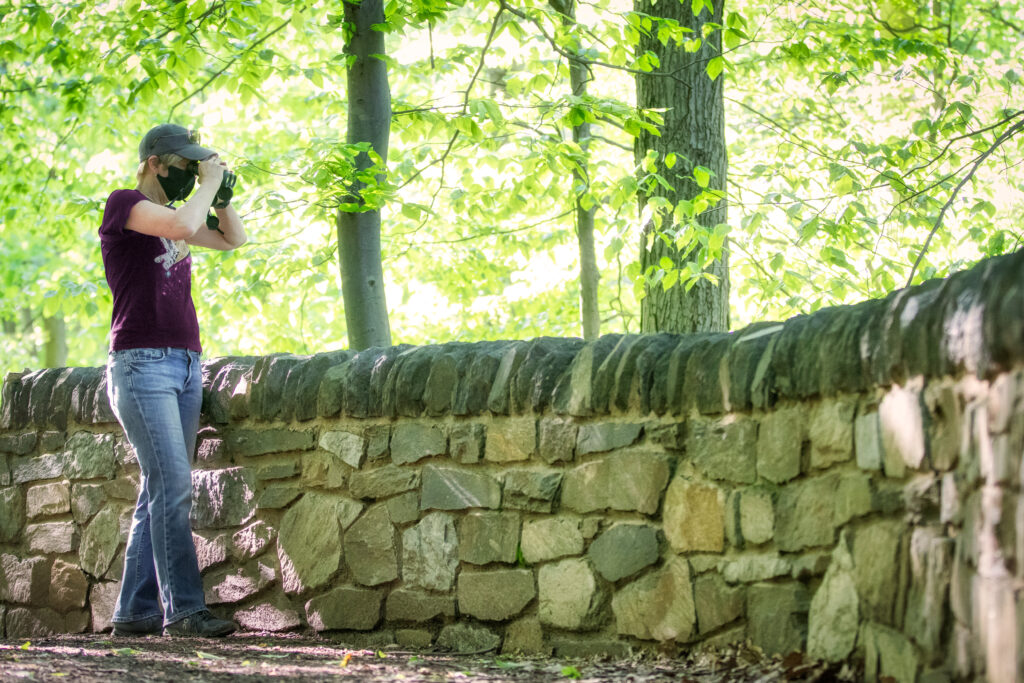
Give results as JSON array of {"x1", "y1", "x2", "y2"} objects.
[{"x1": 1, "y1": 250, "x2": 1023, "y2": 682}]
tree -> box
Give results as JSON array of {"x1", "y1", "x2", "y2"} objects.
[{"x1": 633, "y1": 0, "x2": 730, "y2": 334}]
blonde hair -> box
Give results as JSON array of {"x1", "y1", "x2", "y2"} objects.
[{"x1": 136, "y1": 152, "x2": 185, "y2": 185}]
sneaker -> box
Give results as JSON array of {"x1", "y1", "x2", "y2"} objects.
[
  {"x1": 112, "y1": 616, "x2": 164, "y2": 636},
  {"x1": 163, "y1": 610, "x2": 237, "y2": 638}
]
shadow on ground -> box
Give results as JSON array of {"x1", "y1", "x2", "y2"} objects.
[{"x1": 0, "y1": 633, "x2": 857, "y2": 681}]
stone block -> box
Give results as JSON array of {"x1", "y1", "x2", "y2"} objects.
[
  {"x1": 194, "y1": 531, "x2": 231, "y2": 571},
  {"x1": 345, "y1": 505, "x2": 398, "y2": 586},
  {"x1": 0, "y1": 486, "x2": 25, "y2": 542},
  {"x1": 191, "y1": 467, "x2": 256, "y2": 529},
  {"x1": 0, "y1": 554, "x2": 50, "y2": 604},
  {"x1": 424, "y1": 352, "x2": 459, "y2": 415},
  {"x1": 688, "y1": 416, "x2": 758, "y2": 484},
  {"x1": 880, "y1": 382, "x2": 927, "y2": 474},
  {"x1": 5, "y1": 607, "x2": 88, "y2": 637},
  {"x1": 70, "y1": 483, "x2": 104, "y2": 525},
  {"x1": 458, "y1": 569, "x2": 536, "y2": 620},
  {"x1": 233, "y1": 593, "x2": 302, "y2": 632},
  {"x1": 485, "y1": 417, "x2": 535, "y2": 462},
  {"x1": 102, "y1": 477, "x2": 138, "y2": 501},
  {"x1": 851, "y1": 521, "x2": 905, "y2": 625},
  {"x1": 561, "y1": 451, "x2": 670, "y2": 515},
  {"x1": 63, "y1": 431, "x2": 116, "y2": 480},
  {"x1": 385, "y1": 491, "x2": 420, "y2": 525},
  {"x1": 807, "y1": 397, "x2": 856, "y2": 468},
  {"x1": 402, "y1": 512, "x2": 458, "y2": 591},
  {"x1": 26, "y1": 482, "x2": 70, "y2": 518},
  {"x1": 747, "y1": 582, "x2": 809, "y2": 655},
  {"x1": 396, "y1": 628, "x2": 434, "y2": 649},
  {"x1": 13, "y1": 453, "x2": 63, "y2": 484},
  {"x1": 278, "y1": 492, "x2": 362, "y2": 594},
  {"x1": 538, "y1": 417, "x2": 577, "y2": 464},
  {"x1": 539, "y1": 558, "x2": 604, "y2": 630},
  {"x1": 0, "y1": 432, "x2": 36, "y2": 455},
  {"x1": 861, "y1": 622, "x2": 920, "y2": 683},
  {"x1": 552, "y1": 638, "x2": 633, "y2": 658},
  {"x1": 225, "y1": 428, "x2": 315, "y2": 456},
  {"x1": 502, "y1": 470, "x2": 562, "y2": 513},
  {"x1": 736, "y1": 487, "x2": 774, "y2": 546},
  {"x1": 306, "y1": 585, "x2": 383, "y2": 631},
  {"x1": 391, "y1": 423, "x2": 446, "y2": 464},
  {"x1": 775, "y1": 474, "x2": 841, "y2": 551},
  {"x1": 450, "y1": 423, "x2": 484, "y2": 464},
  {"x1": 89, "y1": 581, "x2": 119, "y2": 632},
  {"x1": 420, "y1": 466, "x2": 500, "y2": 511},
  {"x1": 196, "y1": 436, "x2": 227, "y2": 463},
  {"x1": 577, "y1": 422, "x2": 643, "y2": 456},
  {"x1": 612, "y1": 556, "x2": 696, "y2": 642},
  {"x1": 903, "y1": 526, "x2": 952, "y2": 656},
  {"x1": 521, "y1": 517, "x2": 584, "y2": 564},
  {"x1": 320, "y1": 430, "x2": 365, "y2": 469},
  {"x1": 721, "y1": 553, "x2": 791, "y2": 583},
  {"x1": 257, "y1": 484, "x2": 301, "y2": 509},
  {"x1": 349, "y1": 465, "x2": 420, "y2": 500},
  {"x1": 26, "y1": 520, "x2": 76, "y2": 554},
  {"x1": 232, "y1": 520, "x2": 275, "y2": 561},
  {"x1": 926, "y1": 382, "x2": 963, "y2": 471},
  {"x1": 502, "y1": 617, "x2": 549, "y2": 655},
  {"x1": 436, "y1": 623, "x2": 501, "y2": 653},
  {"x1": 204, "y1": 557, "x2": 275, "y2": 604},
  {"x1": 663, "y1": 477, "x2": 725, "y2": 553},
  {"x1": 694, "y1": 572, "x2": 743, "y2": 634},
  {"x1": 80, "y1": 506, "x2": 121, "y2": 577},
  {"x1": 757, "y1": 405, "x2": 804, "y2": 483},
  {"x1": 587, "y1": 524, "x2": 659, "y2": 582},
  {"x1": 458, "y1": 511, "x2": 520, "y2": 565},
  {"x1": 385, "y1": 588, "x2": 455, "y2": 622},
  {"x1": 807, "y1": 536, "x2": 859, "y2": 662},
  {"x1": 836, "y1": 472, "x2": 873, "y2": 525}
]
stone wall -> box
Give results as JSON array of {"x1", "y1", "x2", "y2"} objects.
[{"x1": 2, "y1": 249, "x2": 1023, "y2": 682}]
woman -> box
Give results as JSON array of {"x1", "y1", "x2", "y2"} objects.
[{"x1": 100, "y1": 124, "x2": 247, "y2": 637}]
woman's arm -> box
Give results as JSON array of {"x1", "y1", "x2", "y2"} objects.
[
  {"x1": 125, "y1": 157, "x2": 225, "y2": 241},
  {"x1": 185, "y1": 204, "x2": 247, "y2": 251}
]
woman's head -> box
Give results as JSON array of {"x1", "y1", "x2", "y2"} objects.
[{"x1": 136, "y1": 124, "x2": 213, "y2": 203}]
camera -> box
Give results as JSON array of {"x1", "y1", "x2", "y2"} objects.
[{"x1": 186, "y1": 160, "x2": 237, "y2": 209}]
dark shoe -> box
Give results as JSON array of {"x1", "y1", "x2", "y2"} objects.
[
  {"x1": 163, "y1": 610, "x2": 237, "y2": 638},
  {"x1": 112, "y1": 616, "x2": 164, "y2": 636}
]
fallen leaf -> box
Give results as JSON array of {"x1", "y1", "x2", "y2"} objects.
[
  {"x1": 19, "y1": 642, "x2": 30, "y2": 651},
  {"x1": 195, "y1": 651, "x2": 225, "y2": 660}
]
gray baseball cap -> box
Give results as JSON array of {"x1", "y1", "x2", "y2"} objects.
[{"x1": 138, "y1": 124, "x2": 215, "y2": 162}]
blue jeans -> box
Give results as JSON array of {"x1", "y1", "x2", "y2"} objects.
[{"x1": 106, "y1": 347, "x2": 206, "y2": 626}]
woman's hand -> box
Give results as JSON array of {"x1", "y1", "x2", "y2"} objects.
[{"x1": 197, "y1": 155, "x2": 227, "y2": 187}]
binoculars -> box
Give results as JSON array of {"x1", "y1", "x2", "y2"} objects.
[{"x1": 186, "y1": 160, "x2": 237, "y2": 209}]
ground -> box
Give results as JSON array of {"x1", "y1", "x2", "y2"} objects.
[{"x1": 0, "y1": 632, "x2": 859, "y2": 681}]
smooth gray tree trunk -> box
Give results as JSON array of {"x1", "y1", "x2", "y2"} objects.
[
  {"x1": 338, "y1": 0, "x2": 392, "y2": 350},
  {"x1": 634, "y1": 0, "x2": 730, "y2": 333}
]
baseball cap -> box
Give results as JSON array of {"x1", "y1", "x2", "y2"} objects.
[{"x1": 138, "y1": 124, "x2": 216, "y2": 162}]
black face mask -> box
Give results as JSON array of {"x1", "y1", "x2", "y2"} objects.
[{"x1": 158, "y1": 165, "x2": 196, "y2": 203}]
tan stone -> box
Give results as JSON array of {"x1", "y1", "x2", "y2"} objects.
[
  {"x1": 485, "y1": 417, "x2": 535, "y2": 462},
  {"x1": 50, "y1": 559, "x2": 89, "y2": 610},
  {"x1": 538, "y1": 558, "x2": 604, "y2": 630},
  {"x1": 26, "y1": 482, "x2": 70, "y2": 518},
  {"x1": 612, "y1": 556, "x2": 696, "y2": 642},
  {"x1": 808, "y1": 398, "x2": 855, "y2": 468},
  {"x1": 89, "y1": 582, "x2": 120, "y2": 632},
  {"x1": 663, "y1": 477, "x2": 725, "y2": 553}
]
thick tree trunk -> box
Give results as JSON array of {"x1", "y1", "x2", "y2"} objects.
[
  {"x1": 338, "y1": 0, "x2": 392, "y2": 350},
  {"x1": 634, "y1": 0, "x2": 729, "y2": 333},
  {"x1": 43, "y1": 314, "x2": 66, "y2": 368}
]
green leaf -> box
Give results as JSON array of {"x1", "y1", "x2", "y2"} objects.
[{"x1": 706, "y1": 56, "x2": 724, "y2": 80}]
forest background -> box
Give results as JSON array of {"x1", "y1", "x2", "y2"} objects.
[{"x1": 0, "y1": 0, "x2": 1021, "y2": 378}]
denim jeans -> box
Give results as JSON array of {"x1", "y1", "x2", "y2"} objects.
[{"x1": 106, "y1": 347, "x2": 206, "y2": 626}]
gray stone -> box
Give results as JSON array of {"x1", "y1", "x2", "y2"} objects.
[
  {"x1": 561, "y1": 451, "x2": 670, "y2": 515},
  {"x1": 70, "y1": 483, "x2": 105, "y2": 525},
  {"x1": 391, "y1": 423, "x2": 446, "y2": 464},
  {"x1": 26, "y1": 520, "x2": 76, "y2": 554},
  {"x1": 776, "y1": 474, "x2": 841, "y2": 551},
  {"x1": 204, "y1": 557, "x2": 275, "y2": 604},
  {"x1": 306, "y1": 585, "x2": 382, "y2": 631},
  {"x1": 861, "y1": 622, "x2": 920, "y2": 683},
  {"x1": 5, "y1": 606, "x2": 88, "y2": 637},
  {"x1": 344, "y1": 505, "x2": 398, "y2": 586},
  {"x1": 730, "y1": 487, "x2": 774, "y2": 547},
  {"x1": 396, "y1": 628, "x2": 434, "y2": 648},
  {"x1": 436, "y1": 623, "x2": 501, "y2": 653},
  {"x1": 102, "y1": 477, "x2": 138, "y2": 501},
  {"x1": 538, "y1": 417, "x2": 577, "y2": 464},
  {"x1": 0, "y1": 554, "x2": 50, "y2": 603},
  {"x1": 63, "y1": 432, "x2": 116, "y2": 480},
  {"x1": 349, "y1": 464, "x2": 420, "y2": 500},
  {"x1": 80, "y1": 506, "x2": 121, "y2": 577},
  {"x1": 225, "y1": 428, "x2": 315, "y2": 456},
  {"x1": 89, "y1": 581, "x2": 119, "y2": 632},
  {"x1": 855, "y1": 411, "x2": 884, "y2": 471},
  {"x1": 13, "y1": 453, "x2": 63, "y2": 484},
  {"x1": 612, "y1": 556, "x2": 696, "y2": 642},
  {"x1": 588, "y1": 524, "x2": 659, "y2": 582},
  {"x1": 0, "y1": 432, "x2": 36, "y2": 455},
  {"x1": 502, "y1": 617, "x2": 549, "y2": 655},
  {"x1": 502, "y1": 470, "x2": 562, "y2": 513},
  {"x1": 458, "y1": 569, "x2": 536, "y2": 620},
  {"x1": 851, "y1": 520, "x2": 905, "y2": 624},
  {"x1": 194, "y1": 531, "x2": 231, "y2": 571},
  {"x1": 903, "y1": 526, "x2": 953, "y2": 656},
  {"x1": 747, "y1": 582, "x2": 809, "y2": 655},
  {"x1": 688, "y1": 416, "x2": 758, "y2": 484},
  {"x1": 485, "y1": 417, "x2": 535, "y2": 462},
  {"x1": 385, "y1": 588, "x2": 455, "y2": 622},
  {"x1": 319, "y1": 430, "x2": 365, "y2": 469},
  {"x1": 26, "y1": 482, "x2": 70, "y2": 518},
  {"x1": 385, "y1": 491, "x2": 420, "y2": 525},
  {"x1": 807, "y1": 536, "x2": 859, "y2": 662},
  {"x1": 880, "y1": 382, "x2": 927, "y2": 474},
  {"x1": 757, "y1": 406, "x2": 804, "y2": 483},
  {"x1": 0, "y1": 486, "x2": 24, "y2": 542},
  {"x1": 233, "y1": 593, "x2": 302, "y2": 632},
  {"x1": 191, "y1": 467, "x2": 256, "y2": 529},
  {"x1": 232, "y1": 520, "x2": 275, "y2": 561},
  {"x1": 420, "y1": 466, "x2": 500, "y2": 511},
  {"x1": 365, "y1": 424, "x2": 390, "y2": 460},
  {"x1": 538, "y1": 558, "x2": 604, "y2": 629},
  {"x1": 577, "y1": 422, "x2": 643, "y2": 456},
  {"x1": 694, "y1": 572, "x2": 743, "y2": 634},
  {"x1": 402, "y1": 512, "x2": 458, "y2": 591},
  {"x1": 450, "y1": 423, "x2": 484, "y2": 464},
  {"x1": 250, "y1": 458, "x2": 300, "y2": 481},
  {"x1": 301, "y1": 451, "x2": 349, "y2": 489},
  {"x1": 459, "y1": 511, "x2": 520, "y2": 565},
  {"x1": 808, "y1": 397, "x2": 856, "y2": 468},
  {"x1": 521, "y1": 517, "x2": 584, "y2": 564},
  {"x1": 835, "y1": 472, "x2": 873, "y2": 525},
  {"x1": 196, "y1": 437, "x2": 227, "y2": 463},
  {"x1": 257, "y1": 484, "x2": 301, "y2": 509},
  {"x1": 278, "y1": 493, "x2": 362, "y2": 594},
  {"x1": 663, "y1": 477, "x2": 725, "y2": 553},
  {"x1": 721, "y1": 553, "x2": 791, "y2": 583}
]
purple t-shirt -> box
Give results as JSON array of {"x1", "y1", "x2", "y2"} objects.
[{"x1": 99, "y1": 189, "x2": 201, "y2": 353}]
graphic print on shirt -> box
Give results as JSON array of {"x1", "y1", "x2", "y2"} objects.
[{"x1": 154, "y1": 237, "x2": 190, "y2": 273}]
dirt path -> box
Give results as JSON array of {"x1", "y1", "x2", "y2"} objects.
[{"x1": 0, "y1": 633, "x2": 858, "y2": 682}]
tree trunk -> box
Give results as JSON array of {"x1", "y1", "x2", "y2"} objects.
[
  {"x1": 552, "y1": 0, "x2": 601, "y2": 341},
  {"x1": 635, "y1": 0, "x2": 729, "y2": 333},
  {"x1": 338, "y1": 0, "x2": 392, "y2": 350},
  {"x1": 43, "y1": 314, "x2": 67, "y2": 368}
]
